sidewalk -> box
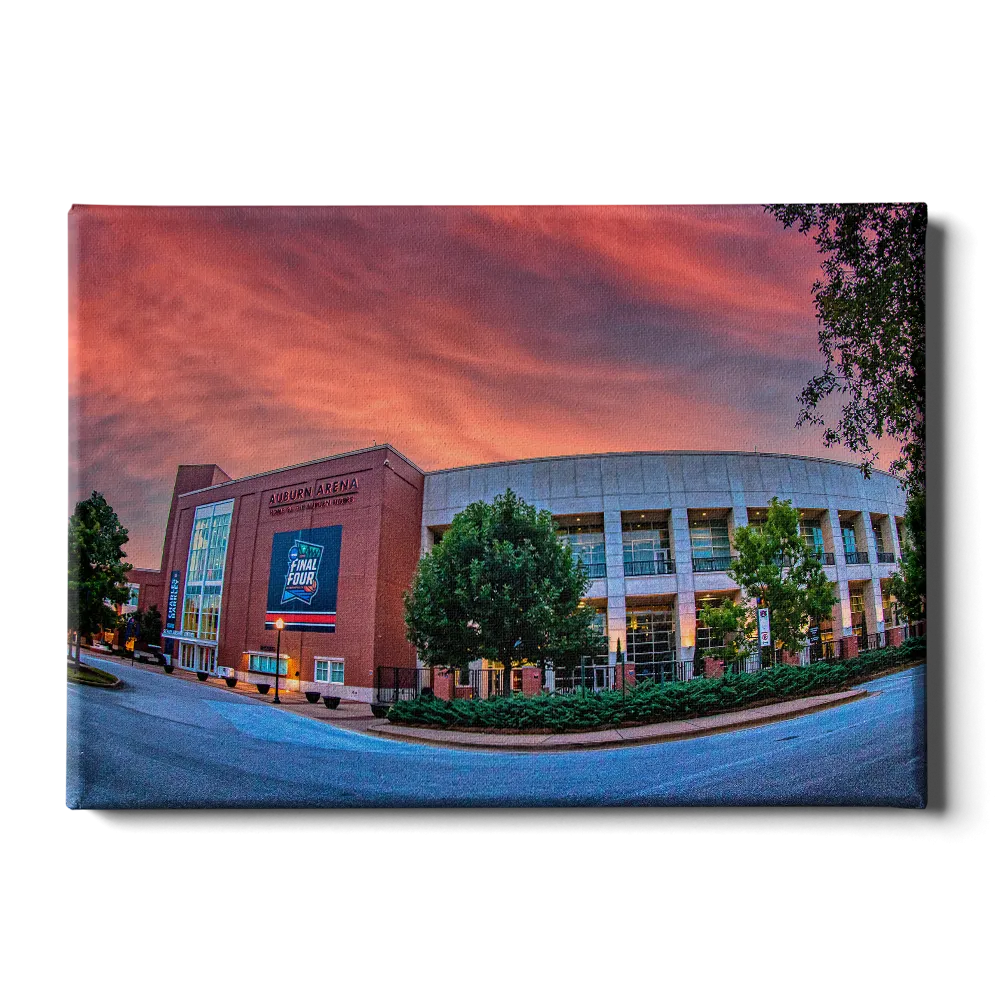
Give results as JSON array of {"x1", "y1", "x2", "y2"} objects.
[{"x1": 74, "y1": 648, "x2": 873, "y2": 751}]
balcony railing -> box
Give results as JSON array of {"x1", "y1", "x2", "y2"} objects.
[
  {"x1": 844, "y1": 550, "x2": 869, "y2": 565},
  {"x1": 877, "y1": 550, "x2": 896, "y2": 564},
  {"x1": 800, "y1": 550, "x2": 836, "y2": 565},
  {"x1": 582, "y1": 560, "x2": 607, "y2": 579},
  {"x1": 624, "y1": 553, "x2": 675, "y2": 577},
  {"x1": 692, "y1": 555, "x2": 732, "y2": 572}
]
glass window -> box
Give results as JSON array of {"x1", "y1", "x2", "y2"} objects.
[
  {"x1": 799, "y1": 518, "x2": 824, "y2": 554},
  {"x1": 841, "y1": 526, "x2": 857, "y2": 554},
  {"x1": 689, "y1": 517, "x2": 730, "y2": 559},
  {"x1": 580, "y1": 612, "x2": 609, "y2": 668},
  {"x1": 556, "y1": 519, "x2": 606, "y2": 578},
  {"x1": 850, "y1": 592, "x2": 867, "y2": 634},
  {"x1": 622, "y1": 514, "x2": 672, "y2": 575},
  {"x1": 248, "y1": 652, "x2": 288, "y2": 675},
  {"x1": 315, "y1": 658, "x2": 345, "y2": 684},
  {"x1": 695, "y1": 594, "x2": 728, "y2": 653},
  {"x1": 180, "y1": 500, "x2": 233, "y2": 645},
  {"x1": 626, "y1": 608, "x2": 678, "y2": 682},
  {"x1": 182, "y1": 586, "x2": 201, "y2": 634}
]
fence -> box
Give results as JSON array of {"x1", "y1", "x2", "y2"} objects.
[
  {"x1": 633, "y1": 659, "x2": 685, "y2": 684},
  {"x1": 553, "y1": 665, "x2": 617, "y2": 693},
  {"x1": 454, "y1": 666, "x2": 522, "y2": 699},
  {"x1": 374, "y1": 666, "x2": 435, "y2": 704}
]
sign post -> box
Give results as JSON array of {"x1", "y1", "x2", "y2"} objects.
[{"x1": 757, "y1": 606, "x2": 771, "y2": 666}]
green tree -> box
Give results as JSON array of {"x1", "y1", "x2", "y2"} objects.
[
  {"x1": 887, "y1": 486, "x2": 926, "y2": 622},
  {"x1": 700, "y1": 600, "x2": 755, "y2": 663},
  {"x1": 403, "y1": 489, "x2": 605, "y2": 693},
  {"x1": 139, "y1": 605, "x2": 164, "y2": 647},
  {"x1": 765, "y1": 204, "x2": 927, "y2": 615},
  {"x1": 764, "y1": 203, "x2": 926, "y2": 490},
  {"x1": 703, "y1": 499, "x2": 837, "y2": 658},
  {"x1": 68, "y1": 492, "x2": 132, "y2": 664}
]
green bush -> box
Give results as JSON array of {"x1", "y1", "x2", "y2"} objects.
[{"x1": 387, "y1": 637, "x2": 927, "y2": 733}]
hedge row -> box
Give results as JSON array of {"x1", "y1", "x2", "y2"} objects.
[{"x1": 386, "y1": 636, "x2": 926, "y2": 732}]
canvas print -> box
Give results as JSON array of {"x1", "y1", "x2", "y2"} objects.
[{"x1": 67, "y1": 204, "x2": 927, "y2": 808}]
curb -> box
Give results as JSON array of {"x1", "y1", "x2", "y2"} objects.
[
  {"x1": 377, "y1": 691, "x2": 872, "y2": 753},
  {"x1": 74, "y1": 648, "x2": 910, "y2": 752}
]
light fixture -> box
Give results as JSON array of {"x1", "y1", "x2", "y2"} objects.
[{"x1": 273, "y1": 618, "x2": 285, "y2": 705}]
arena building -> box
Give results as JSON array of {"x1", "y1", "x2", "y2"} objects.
[{"x1": 132, "y1": 445, "x2": 909, "y2": 700}]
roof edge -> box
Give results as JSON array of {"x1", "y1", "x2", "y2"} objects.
[
  {"x1": 424, "y1": 449, "x2": 902, "y2": 480},
  {"x1": 177, "y1": 444, "x2": 424, "y2": 498}
]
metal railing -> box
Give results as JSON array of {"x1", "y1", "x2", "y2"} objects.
[
  {"x1": 374, "y1": 666, "x2": 435, "y2": 704},
  {"x1": 453, "y1": 666, "x2": 522, "y2": 699},
  {"x1": 554, "y1": 665, "x2": 617, "y2": 692},
  {"x1": 900, "y1": 619, "x2": 926, "y2": 640},
  {"x1": 692, "y1": 555, "x2": 732, "y2": 572},
  {"x1": 728, "y1": 651, "x2": 763, "y2": 674},
  {"x1": 633, "y1": 659, "x2": 684, "y2": 684},
  {"x1": 861, "y1": 632, "x2": 887, "y2": 651},
  {"x1": 624, "y1": 553, "x2": 675, "y2": 576},
  {"x1": 844, "y1": 550, "x2": 870, "y2": 564},
  {"x1": 821, "y1": 551, "x2": 836, "y2": 565},
  {"x1": 582, "y1": 561, "x2": 607, "y2": 579},
  {"x1": 877, "y1": 550, "x2": 896, "y2": 563}
]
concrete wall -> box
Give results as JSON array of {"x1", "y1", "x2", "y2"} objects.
[{"x1": 423, "y1": 451, "x2": 908, "y2": 676}]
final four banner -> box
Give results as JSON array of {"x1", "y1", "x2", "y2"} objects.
[{"x1": 265, "y1": 525, "x2": 342, "y2": 632}]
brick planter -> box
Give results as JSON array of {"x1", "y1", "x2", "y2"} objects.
[
  {"x1": 521, "y1": 667, "x2": 542, "y2": 696},
  {"x1": 432, "y1": 667, "x2": 455, "y2": 700},
  {"x1": 703, "y1": 656, "x2": 725, "y2": 679},
  {"x1": 616, "y1": 662, "x2": 637, "y2": 690}
]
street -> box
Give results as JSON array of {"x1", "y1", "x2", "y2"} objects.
[{"x1": 67, "y1": 657, "x2": 926, "y2": 808}]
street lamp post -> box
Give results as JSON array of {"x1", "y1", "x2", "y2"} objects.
[{"x1": 273, "y1": 618, "x2": 285, "y2": 704}]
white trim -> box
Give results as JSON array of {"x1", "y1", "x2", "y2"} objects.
[
  {"x1": 313, "y1": 655, "x2": 345, "y2": 685},
  {"x1": 162, "y1": 631, "x2": 217, "y2": 648},
  {"x1": 246, "y1": 650, "x2": 290, "y2": 669}
]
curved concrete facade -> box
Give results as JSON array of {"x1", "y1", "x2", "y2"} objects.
[{"x1": 422, "y1": 451, "x2": 908, "y2": 680}]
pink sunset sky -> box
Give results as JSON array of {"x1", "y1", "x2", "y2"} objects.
[{"x1": 69, "y1": 204, "x2": 890, "y2": 569}]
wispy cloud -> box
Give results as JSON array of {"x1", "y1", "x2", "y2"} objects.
[{"x1": 70, "y1": 205, "x2": 886, "y2": 567}]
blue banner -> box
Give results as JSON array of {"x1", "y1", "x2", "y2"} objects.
[
  {"x1": 265, "y1": 526, "x2": 342, "y2": 632},
  {"x1": 165, "y1": 570, "x2": 181, "y2": 630}
]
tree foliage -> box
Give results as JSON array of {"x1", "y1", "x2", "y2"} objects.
[
  {"x1": 887, "y1": 486, "x2": 926, "y2": 621},
  {"x1": 764, "y1": 203, "x2": 926, "y2": 491},
  {"x1": 403, "y1": 489, "x2": 605, "y2": 689},
  {"x1": 702, "y1": 499, "x2": 838, "y2": 657},
  {"x1": 68, "y1": 492, "x2": 132, "y2": 654}
]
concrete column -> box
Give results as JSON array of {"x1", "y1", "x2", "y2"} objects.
[
  {"x1": 861, "y1": 510, "x2": 879, "y2": 568},
  {"x1": 672, "y1": 508, "x2": 697, "y2": 678},
  {"x1": 829, "y1": 508, "x2": 846, "y2": 564},
  {"x1": 603, "y1": 500, "x2": 626, "y2": 666},
  {"x1": 421, "y1": 526, "x2": 435, "y2": 556},
  {"x1": 828, "y1": 508, "x2": 853, "y2": 638},
  {"x1": 890, "y1": 514, "x2": 904, "y2": 562}
]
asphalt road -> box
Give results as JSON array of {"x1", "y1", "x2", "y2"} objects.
[{"x1": 67, "y1": 656, "x2": 926, "y2": 808}]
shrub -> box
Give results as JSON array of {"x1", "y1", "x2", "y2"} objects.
[{"x1": 387, "y1": 639, "x2": 926, "y2": 733}]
